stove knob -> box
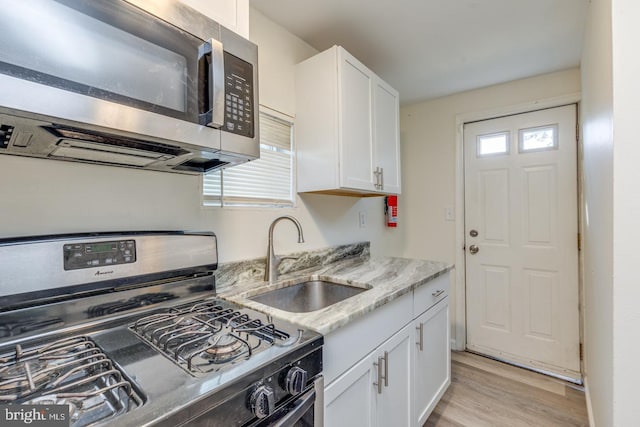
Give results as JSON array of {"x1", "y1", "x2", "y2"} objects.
[
  {"x1": 249, "y1": 385, "x2": 275, "y2": 419},
  {"x1": 285, "y1": 366, "x2": 308, "y2": 395}
]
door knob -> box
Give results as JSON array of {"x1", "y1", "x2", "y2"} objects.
[{"x1": 469, "y1": 244, "x2": 479, "y2": 254}]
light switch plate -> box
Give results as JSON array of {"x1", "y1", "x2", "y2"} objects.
[{"x1": 445, "y1": 206, "x2": 455, "y2": 221}]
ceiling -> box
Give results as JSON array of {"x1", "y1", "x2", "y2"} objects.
[{"x1": 250, "y1": 0, "x2": 589, "y2": 105}]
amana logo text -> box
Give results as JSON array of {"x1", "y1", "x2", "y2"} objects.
[{"x1": 94, "y1": 270, "x2": 114, "y2": 276}]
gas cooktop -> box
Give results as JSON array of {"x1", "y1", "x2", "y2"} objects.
[{"x1": 0, "y1": 232, "x2": 323, "y2": 427}]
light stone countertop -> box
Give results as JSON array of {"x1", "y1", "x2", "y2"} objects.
[{"x1": 218, "y1": 254, "x2": 453, "y2": 336}]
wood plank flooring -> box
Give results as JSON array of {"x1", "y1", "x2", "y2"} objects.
[{"x1": 425, "y1": 352, "x2": 589, "y2": 427}]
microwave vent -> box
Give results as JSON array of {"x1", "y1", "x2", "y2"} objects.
[{"x1": 44, "y1": 126, "x2": 190, "y2": 158}]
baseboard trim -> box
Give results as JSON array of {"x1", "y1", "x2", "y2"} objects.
[{"x1": 583, "y1": 376, "x2": 596, "y2": 427}]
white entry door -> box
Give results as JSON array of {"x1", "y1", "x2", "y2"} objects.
[{"x1": 464, "y1": 105, "x2": 580, "y2": 381}]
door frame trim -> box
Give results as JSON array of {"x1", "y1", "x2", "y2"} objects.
[{"x1": 452, "y1": 93, "x2": 582, "y2": 355}]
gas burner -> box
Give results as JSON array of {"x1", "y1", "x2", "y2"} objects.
[
  {"x1": 130, "y1": 300, "x2": 291, "y2": 376},
  {"x1": 201, "y1": 334, "x2": 248, "y2": 364}
]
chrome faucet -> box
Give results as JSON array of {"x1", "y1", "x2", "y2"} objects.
[{"x1": 265, "y1": 216, "x2": 305, "y2": 282}]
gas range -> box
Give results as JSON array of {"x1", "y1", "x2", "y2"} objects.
[{"x1": 0, "y1": 232, "x2": 323, "y2": 427}]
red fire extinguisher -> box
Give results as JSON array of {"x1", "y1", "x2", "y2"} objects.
[{"x1": 385, "y1": 195, "x2": 398, "y2": 227}]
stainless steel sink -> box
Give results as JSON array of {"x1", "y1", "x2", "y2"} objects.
[{"x1": 249, "y1": 280, "x2": 369, "y2": 313}]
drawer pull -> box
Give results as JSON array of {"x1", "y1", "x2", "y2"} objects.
[
  {"x1": 432, "y1": 289, "x2": 445, "y2": 298},
  {"x1": 373, "y1": 356, "x2": 383, "y2": 394},
  {"x1": 383, "y1": 351, "x2": 388, "y2": 387},
  {"x1": 373, "y1": 351, "x2": 389, "y2": 394}
]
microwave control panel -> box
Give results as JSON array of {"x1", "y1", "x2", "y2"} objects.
[
  {"x1": 63, "y1": 239, "x2": 136, "y2": 271},
  {"x1": 224, "y1": 52, "x2": 254, "y2": 138}
]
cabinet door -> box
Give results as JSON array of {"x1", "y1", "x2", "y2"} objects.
[
  {"x1": 377, "y1": 323, "x2": 412, "y2": 427},
  {"x1": 325, "y1": 352, "x2": 376, "y2": 427},
  {"x1": 373, "y1": 78, "x2": 401, "y2": 194},
  {"x1": 338, "y1": 49, "x2": 375, "y2": 192},
  {"x1": 178, "y1": 0, "x2": 249, "y2": 38},
  {"x1": 414, "y1": 297, "x2": 451, "y2": 426}
]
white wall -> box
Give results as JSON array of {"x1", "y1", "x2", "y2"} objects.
[
  {"x1": 399, "y1": 69, "x2": 581, "y2": 263},
  {"x1": 611, "y1": 0, "x2": 640, "y2": 424},
  {"x1": 580, "y1": 0, "x2": 614, "y2": 424},
  {"x1": 0, "y1": 8, "x2": 400, "y2": 263}
]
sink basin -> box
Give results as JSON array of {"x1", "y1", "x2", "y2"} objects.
[{"x1": 249, "y1": 280, "x2": 368, "y2": 313}]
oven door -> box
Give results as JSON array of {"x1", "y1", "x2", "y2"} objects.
[{"x1": 0, "y1": 0, "x2": 219, "y2": 127}]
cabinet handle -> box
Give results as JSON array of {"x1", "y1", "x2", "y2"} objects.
[
  {"x1": 432, "y1": 289, "x2": 445, "y2": 298},
  {"x1": 373, "y1": 356, "x2": 383, "y2": 394},
  {"x1": 382, "y1": 351, "x2": 389, "y2": 387},
  {"x1": 373, "y1": 167, "x2": 382, "y2": 189},
  {"x1": 380, "y1": 167, "x2": 384, "y2": 190},
  {"x1": 416, "y1": 323, "x2": 424, "y2": 351}
]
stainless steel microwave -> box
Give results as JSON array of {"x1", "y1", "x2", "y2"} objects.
[{"x1": 0, "y1": 0, "x2": 259, "y2": 174}]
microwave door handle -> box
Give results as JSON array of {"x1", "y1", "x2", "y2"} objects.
[
  {"x1": 209, "y1": 38, "x2": 225, "y2": 128},
  {"x1": 198, "y1": 39, "x2": 225, "y2": 128}
]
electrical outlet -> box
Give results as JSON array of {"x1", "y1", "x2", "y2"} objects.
[
  {"x1": 359, "y1": 211, "x2": 366, "y2": 228},
  {"x1": 445, "y1": 206, "x2": 455, "y2": 221}
]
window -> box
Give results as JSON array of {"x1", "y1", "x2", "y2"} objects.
[
  {"x1": 203, "y1": 110, "x2": 294, "y2": 207},
  {"x1": 519, "y1": 125, "x2": 558, "y2": 153},
  {"x1": 477, "y1": 131, "x2": 510, "y2": 157}
]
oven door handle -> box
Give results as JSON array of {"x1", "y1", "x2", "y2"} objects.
[{"x1": 272, "y1": 388, "x2": 316, "y2": 427}]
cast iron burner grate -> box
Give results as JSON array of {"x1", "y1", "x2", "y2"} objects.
[
  {"x1": 0, "y1": 336, "x2": 144, "y2": 427},
  {"x1": 130, "y1": 301, "x2": 292, "y2": 376}
]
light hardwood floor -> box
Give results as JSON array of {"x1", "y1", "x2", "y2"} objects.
[{"x1": 425, "y1": 352, "x2": 589, "y2": 427}]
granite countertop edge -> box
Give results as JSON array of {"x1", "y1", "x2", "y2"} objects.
[{"x1": 219, "y1": 256, "x2": 453, "y2": 335}]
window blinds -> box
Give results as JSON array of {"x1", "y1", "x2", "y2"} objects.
[{"x1": 203, "y1": 111, "x2": 293, "y2": 207}]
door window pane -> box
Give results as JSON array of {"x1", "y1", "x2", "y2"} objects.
[
  {"x1": 519, "y1": 125, "x2": 558, "y2": 153},
  {"x1": 477, "y1": 132, "x2": 509, "y2": 157}
]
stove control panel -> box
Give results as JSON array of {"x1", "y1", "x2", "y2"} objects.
[{"x1": 63, "y1": 239, "x2": 136, "y2": 271}]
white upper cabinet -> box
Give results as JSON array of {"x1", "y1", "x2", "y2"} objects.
[
  {"x1": 296, "y1": 46, "x2": 401, "y2": 196},
  {"x1": 373, "y1": 78, "x2": 401, "y2": 194},
  {"x1": 178, "y1": 0, "x2": 249, "y2": 38}
]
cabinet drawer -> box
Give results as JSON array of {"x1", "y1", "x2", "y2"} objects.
[
  {"x1": 413, "y1": 273, "x2": 449, "y2": 317},
  {"x1": 324, "y1": 291, "x2": 413, "y2": 385}
]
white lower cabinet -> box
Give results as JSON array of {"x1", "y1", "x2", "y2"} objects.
[
  {"x1": 325, "y1": 349, "x2": 375, "y2": 427},
  {"x1": 413, "y1": 297, "x2": 451, "y2": 426},
  {"x1": 325, "y1": 323, "x2": 413, "y2": 427},
  {"x1": 323, "y1": 272, "x2": 451, "y2": 427},
  {"x1": 377, "y1": 323, "x2": 413, "y2": 427}
]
